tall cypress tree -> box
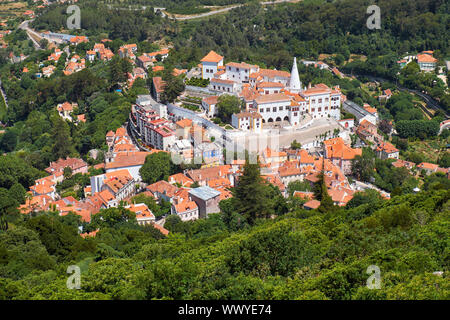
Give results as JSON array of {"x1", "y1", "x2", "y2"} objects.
[{"x1": 232, "y1": 159, "x2": 271, "y2": 225}]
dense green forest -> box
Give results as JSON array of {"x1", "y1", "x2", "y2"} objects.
[
  {"x1": 0, "y1": 185, "x2": 448, "y2": 299},
  {"x1": 31, "y1": 0, "x2": 450, "y2": 111}
]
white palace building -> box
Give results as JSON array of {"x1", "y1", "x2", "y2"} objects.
[{"x1": 200, "y1": 51, "x2": 343, "y2": 132}]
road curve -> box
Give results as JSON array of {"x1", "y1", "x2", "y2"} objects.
[
  {"x1": 18, "y1": 19, "x2": 42, "y2": 49},
  {"x1": 165, "y1": 0, "x2": 300, "y2": 20},
  {"x1": 346, "y1": 73, "x2": 449, "y2": 119}
]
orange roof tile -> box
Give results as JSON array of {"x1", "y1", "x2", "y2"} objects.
[
  {"x1": 201, "y1": 50, "x2": 224, "y2": 63},
  {"x1": 304, "y1": 199, "x2": 321, "y2": 209},
  {"x1": 105, "y1": 152, "x2": 150, "y2": 169}
]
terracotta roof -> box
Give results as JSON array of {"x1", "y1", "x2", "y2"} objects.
[
  {"x1": 208, "y1": 177, "x2": 231, "y2": 188},
  {"x1": 304, "y1": 199, "x2": 321, "y2": 209},
  {"x1": 174, "y1": 200, "x2": 198, "y2": 214},
  {"x1": 104, "y1": 175, "x2": 133, "y2": 194},
  {"x1": 417, "y1": 162, "x2": 439, "y2": 171},
  {"x1": 45, "y1": 157, "x2": 87, "y2": 174},
  {"x1": 301, "y1": 84, "x2": 331, "y2": 96},
  {"x1": 417, "y1": 54, "x2": 437, "y2": 63},
  {"x1": 146, "y1": 180, "x2": 178, "y2": 198},
  {"x1": 77, "y1": 114, "x2": 86, "y2": 122},
  {"x1": 105, "y1": 152, "x2": 150, "y2": 169},
  {"x1": 254, "y1": 93, "x2": 291, "y2": 104},
  {"x1": 186, "y1": 165, "x2": 231, "y2": 182},
  {"x1": 98, "y1": 190, "x2": 115, "y2": 204},
  {"x1": 324, "y1": 138, "x2": 362, "y2": 160},
  {"x1": 168, "y1": 173, "x2": 193, "y2": 187},
  {"x1": 202, "y1": 96, "x2": 219, "y2": 105},
  {"x1": 364, "y1": 106, "x2": 377, "y2": 114},
  {"x1": 148, "y1": 48, "x2": 169, "y2": 57},
  {"x1": 263, "y1": 147, "x2": 287, "y2": 159},
  {"x1": 153, "y1": 77, "x2": 165, "y2": 93},
  {"x1": 176, "y1": 118, "x2": 193, "y2": 128},
  {"x1": 138, "y1": 55, "x2": 152, "y2": 63},
  {"x1": 257, "y1": 81, "x2": 285, "y2": 88},
  {"x1": 57, "y1": 102, "x2": 75, "y2": 112},
  {"x1": 115, "y1": 127, "x2": 127, "y2": 137},
  {"x1": 278, "y1": 166, "x2": 301, "y2": 177},
  {"x1": 376, "y1": 141, "x2": 399, "y2": 154},
  {"x1": 293, "y1": 191, "x2": 314, "y2": 200},
  {"x1": 258, "y1": 68, "x2": 290, "y2": 79},
  {"x1": 152, "y1": 65, "x2": 164, "y2": 72},
  {"x1": 172, "y1": 68, "x2": 187, "y2": 76},
  {"x1": 127, "y1": 203, "x2": 154, "y2": 220},
  {"x1": 201, "y1": 50, "x2": 224, "y2": 63},
  {"x1": 225, "y1": 62, "x2": 258, "y2": 69},
  {"x1": 152, "y1": 222, "x2": 169, "y2": 236}
]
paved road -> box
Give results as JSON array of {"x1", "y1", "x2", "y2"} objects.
[
  {"x1": 349, "y1": 73, "x2": 449, "y2": 119},
  {"x1": 353, "y1": 180, "x2": 391, "y2": 198},
  {"x1": 106, "y1": 0, "x2": 300, "y2": 20},
  {"x1": 18, "y1": 19, "x2": 42, "y2": 49},
  {"x1": 170, "y1": 0, "x2": 300, "y2": 20}
]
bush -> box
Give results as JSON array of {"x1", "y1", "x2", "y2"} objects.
[{"x1": 185, "y1": 77, "x2": 209, "y2": 88}]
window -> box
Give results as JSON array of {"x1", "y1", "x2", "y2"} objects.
[
  {"x1": 265, "y1": 91, "x2": 269, "y2": 95},
  {"x1": 266, "y1": 108, "x2": 270, "y2": 112},
  {"x1": 312, "y1": 108, "x2": 315, "y2": 112},
  {"x1": 318, "y1": 107, "x2": 321, "y2": 112},
  {"x1": 260, "y1": 108, "x2": 264, "y2": 113},
  {"x1": 325, "y1": 98, "x2": 329, "y2": 102},
  {"x1": 273, "y1": 107, "x2": 276, "y2": 112},
  {"x1": 318, "y1": 99, "x2": 322, "y2": 103},
  {"x1": 312, "y1": 99, "x2": 315, "y2": 104},
  {"x1": 294, "y1": 112, "x2": 298, "y2": 116},
  {"x1": 279, "y1": 106, "x2": 283, "y2": 111}
]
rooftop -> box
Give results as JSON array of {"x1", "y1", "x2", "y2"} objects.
[
  {"x1": 189, "y1": 186, "x2": 221, "y2": 201},
  {"x1": 201, "y1": 50, "x2": 224, "y2": 63}
]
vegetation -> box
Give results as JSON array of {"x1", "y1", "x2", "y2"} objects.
[
  {"x1": 139, "y1": 152, "x2": 176, "y2": 185},
  {"x1": 0, "y1": 186, "x2": 448, "y2": 299},
  {"x1": 159, "y1": 70, "x2": 185, "y2": 104},
  {"x1": 217, "y1": 94, "x2": 241, "y2": 123},
  {"x1": 185, "y1": 77, "x2": 209, "y2": 87}
]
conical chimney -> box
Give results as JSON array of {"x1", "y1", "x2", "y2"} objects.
[{"x1": 289, "y1": 57, "x2": 301, "y2": 94}]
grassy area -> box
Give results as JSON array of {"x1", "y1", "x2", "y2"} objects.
[
  {"x1": 406, "y1": 139, "x2": 449, "y2": 164},
  {"x1": 181, "y1": 103, "x2": 201, "y2": 112}
]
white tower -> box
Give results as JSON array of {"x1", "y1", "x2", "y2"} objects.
[{"x1": 289, "y1": 57, "x2": 302, "y2": 94}]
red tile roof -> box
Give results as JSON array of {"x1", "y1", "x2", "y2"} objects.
[{"x1": 201, "y1": 50, "x2": 223, "y2": 63}]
